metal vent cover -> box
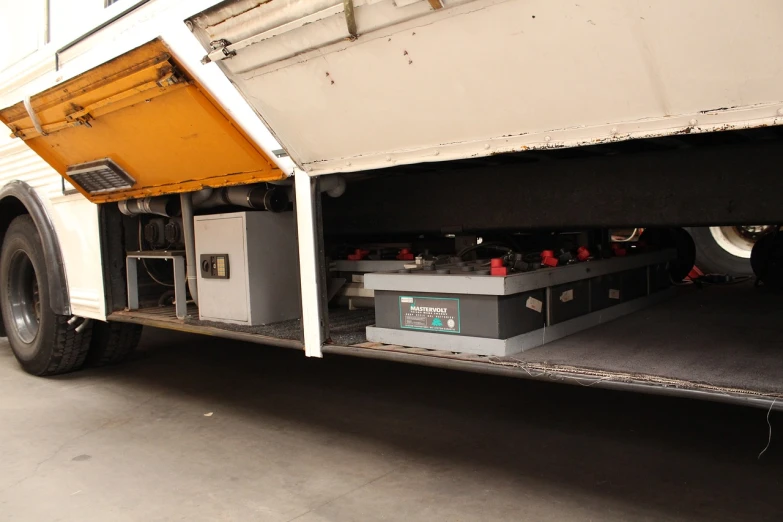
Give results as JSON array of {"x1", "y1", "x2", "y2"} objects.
[{"x1": 66, "y1": 159, "x2": 135, "y2": 194}]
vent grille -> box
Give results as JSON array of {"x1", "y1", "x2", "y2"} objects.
[{"x1": 66, "y1": 159, "x2": 135, "y2": 194}]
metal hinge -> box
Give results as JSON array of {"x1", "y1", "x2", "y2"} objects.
[{"x1": 202, "y1": 39, "x2": 236, "y2": 64}]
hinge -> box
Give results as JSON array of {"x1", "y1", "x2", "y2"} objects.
[{"x1": 202, "y1": 39, "x2": 236, "y2": 64}]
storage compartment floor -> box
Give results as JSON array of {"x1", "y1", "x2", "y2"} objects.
[
  {"x1": 328, "y1": 308, "x2": 376, "y2": 346},
  {"x1": 184, "y1": 315, "x2": 304, "y2": 341},
  {"x1": 111, "y1": 305, "x2": 304, "y2": 341},
  {"x1": 497, "y1": 282, "x2": 783, "y2": 395}
]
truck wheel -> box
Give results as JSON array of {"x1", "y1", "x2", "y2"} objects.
[
  {"x1": 687, "y1": 226, "x2": 773, "y2": 276},
  {"x1": 88, "y1": 321, "x2": 143, "y2": 366},
  {"x1": 0, "y1": 215, "x2": 92, "y2": 375}
]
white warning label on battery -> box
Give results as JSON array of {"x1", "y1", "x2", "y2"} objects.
[
  {"x1": 560, "y1": 289, "x2": 574, "y2": 303},
  {"x1": 609, "y1": 289, "x2": 621, "y2": 300},
  {"x1": 399, "y1": 296, "x2": 460, "y2": 334},
  {"x1": 526, "y1": 296, "x2": 543, "y2": 313}
]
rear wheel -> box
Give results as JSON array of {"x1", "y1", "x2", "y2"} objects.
[
  {"x1": 87, "y1": 321, "x2": 143, "y2": 366},
  {"x1": 688, "y1": 226, "x2": 774, "y2": 276},
  {"x1": 0, "y1": 215, "x2": 92, "y2": 375}
]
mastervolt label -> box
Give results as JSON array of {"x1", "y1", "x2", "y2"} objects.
[{"x1": 399, "y1": 296, "x2": 460, "y2": 334}]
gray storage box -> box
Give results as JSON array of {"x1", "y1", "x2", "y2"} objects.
[{"x1": 195, "y1": 211, "x2": 300, "y2": 326}]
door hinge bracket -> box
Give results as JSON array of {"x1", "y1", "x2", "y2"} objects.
[{"x1": 202, "y1": 39, "x2": 236, "y2": 64}]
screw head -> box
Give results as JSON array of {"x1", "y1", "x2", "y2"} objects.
[
  {"x1": 544, "y1": 136, "x2": 551, "y2": 142},
  {"x1": 689, "y1": 119, "x2": 698, "y2": 126}
]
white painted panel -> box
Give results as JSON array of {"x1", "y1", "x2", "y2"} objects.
[
  {"x1": 0, "y1": 133, "x2": 106, "y2": 320},
  {"x1": 195, "y1": 0, "x2": 783, "y2": 173}
]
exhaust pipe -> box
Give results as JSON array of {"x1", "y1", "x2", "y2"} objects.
[{"x1": 118, "y1": 197, "x2": 179, "y2": 217}]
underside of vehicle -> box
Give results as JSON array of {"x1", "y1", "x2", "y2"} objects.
[
  {"x1": 0, "y1": 0, "x2": 781, "y2": 411},
  {"x1": 78, "y1": 125, "x2": 782, "y2": 411}
]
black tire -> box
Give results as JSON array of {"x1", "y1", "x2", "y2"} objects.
[
  {"x1": 0, "y1": 215, "x2": 92, "y2": 375},
  {"x1": 686, "y1": 227, "x2": 753, "y2": 276},
  {"x1": 88, "y1": 321, "x2": 143, "y2": 366},
  {"x1": 639, "y1": 227, "x2": 695, "y2": 282}
]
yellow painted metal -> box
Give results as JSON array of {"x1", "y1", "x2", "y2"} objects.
[{"x1": 0, "y1": 40, "x2": 284, "y2": 203}]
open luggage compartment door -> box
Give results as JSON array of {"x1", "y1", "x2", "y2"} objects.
[{"x1": 0, "y1": 40, "x2": 285, "y2": 203}]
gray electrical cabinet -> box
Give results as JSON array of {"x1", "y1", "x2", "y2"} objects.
[{"x1": 194, "y1": 211, "x2": 300, "y2": 326}]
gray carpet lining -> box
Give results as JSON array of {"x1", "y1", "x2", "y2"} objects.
[{"x1": 499, "y1": 282, "x2": 783, "y2": 395}]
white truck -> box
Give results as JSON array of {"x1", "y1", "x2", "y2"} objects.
[{"x1": 0, "y1": 0, "x2": 781, "y2": 409}]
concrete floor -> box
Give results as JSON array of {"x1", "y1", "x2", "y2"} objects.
[{"x1": 0, "y1": 329, "x2": 781, "y2": 522}]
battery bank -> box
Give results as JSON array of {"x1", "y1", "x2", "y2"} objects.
[{"x1": 364, "y1": 249, "x2": 676, "y2": 356}]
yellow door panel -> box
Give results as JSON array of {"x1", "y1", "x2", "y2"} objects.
[{"x1": 0, "y1": 40, "x2": 284, "y2": 203}]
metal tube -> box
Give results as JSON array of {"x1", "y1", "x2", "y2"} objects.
[
  {"x1": 118, "y1": 197, "x2": 178, "y2": 217},
  {"x1": 195, "y1": 185, "x2": 289, "y2": 212},
  {"x1": 180, "y1": 192, "x2": 199, "y2": 306},
  {"x1": 224, "y1": 185, "x2": 289, "y2": 212}
]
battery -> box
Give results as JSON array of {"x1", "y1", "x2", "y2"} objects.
[
  {"x1": 374, "y1": 289, "x2": 545, "y2": 339},
  {"x1": 364, "y1": 249, "x2": 676, "y2": 356},
  {"x1": 548, "y1": 280, "x2": 590, "y2": 325}
]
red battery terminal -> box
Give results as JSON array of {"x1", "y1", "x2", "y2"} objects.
[
  {"x1": 396, "y1": 248, "x2": 415, "y2": 261},
  {"x1": 540, "y1": 250, "x2": 558, "y2": 267},
  {"x1": 347, "y1": 249, "x2": 369, "y2": 260},
  {"x1": 490, "y1": 257, "x2": 509, "y2": 276},
  {"x1": 611, "y1": 243, "x2": 627, "y2": 257},
  {"x1": 576, "y1": 246, "x2": 591, "y2": 262}
]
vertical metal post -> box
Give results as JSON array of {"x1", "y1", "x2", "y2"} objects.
[
  {"x1": 126, "y1": 257, "x2": 138, "y2": 310},
  {"x1": 173, "y1": 256, "x2": 187, "y2": 319},
  {"x1": 295, "y1": 170, "x2": 327, "y2": 357}
]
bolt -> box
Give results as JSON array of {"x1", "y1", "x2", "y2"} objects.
[
  {"x1": 689, "y1": 119, "x2": 698, "y2": 126},
  {"x1": 346, "y1": 161, "x2": 352, "y2": 167},
  {"x1": 545, "y1": 136, "x2": 551, "y2": 142},
  {"x1": 434, "y1": 150, "x2": 440, "y2": 156},
  {"x1": 484, "y1": 144, "x2": 490, "y2": 150},
  {"x1": 610, "y1": 127, "x2": 618, "y2": 136},
  {"x1": 777, "y1": 108, "x2": 783, "y2": 116},
  {"x1": 386, "y1": 156, "x2": 392, "y2": 162}
]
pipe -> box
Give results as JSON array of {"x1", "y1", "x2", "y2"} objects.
[
  {"x1": 180, "y1": 192, "x2": 198, "y2": 306},
  {"x1": 318, "y1": 175, "x2": 346, "y2": 198},
  {"x1": 118, "y1": 197, "x2": 179, "y2": 217},
  {"x1": 270, "y1": 175, "x2": 346, "y2": 198},
  {"x1": 191, "y1": 187, "x2": 213, "y2": 206},
  {"x1": 196, "y1": 185, "x2": 289, "y2": 212},
  {"x1": 224, "y1": 185, "x2": 289, "y2": 212}
]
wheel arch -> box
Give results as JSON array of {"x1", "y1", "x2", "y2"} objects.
[{"x1": 0, "y1": 181, "x2": 71, "y2": 331}]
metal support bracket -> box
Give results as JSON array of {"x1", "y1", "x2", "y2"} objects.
[
  {"x1": 343, "y1": 0, "x2": 358, "y2": 39},
  {"x1": 22, "y1": 97, "x2": 47, "y2": 137},
  {"x1": 295, "y1": 170, "x2": 328, "y2": 357},
  {"x1": 127, "y1": 252, "x2": 188, "y2": 319}
]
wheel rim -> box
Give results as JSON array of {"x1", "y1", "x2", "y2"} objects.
[
  {"x1": 8, "y1": 249, "x2": 41, "y2": 344},
  {"x1": 708, "y1": 226, "x2": 774, "y2": 259}
]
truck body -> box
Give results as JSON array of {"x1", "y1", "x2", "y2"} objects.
[{"x1": 0, "y1": 0, "x2": 782, "y2": 409}]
